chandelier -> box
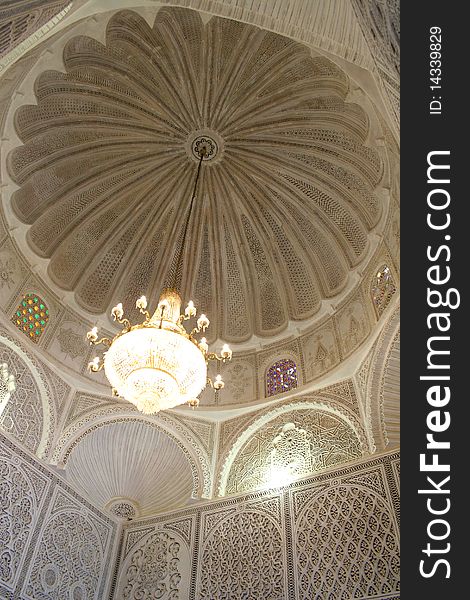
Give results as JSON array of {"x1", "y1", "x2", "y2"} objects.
[{"x1": 86, "y1": 147, "x2": 232, "y2": 414}]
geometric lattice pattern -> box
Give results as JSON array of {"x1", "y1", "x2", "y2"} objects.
[
  {"x1": 199, "y1": 510, "x2": 284, "y2": 600},
  {"x1": 371, "y1": 265, "x2": 396, "y2": 317},
  {"x1": 266, "y1": 359, "x2": 298, "y2": 397},
  {"x1": 11, "y1": 293, "x2": 49, "y2": 343},
  {"x1": 117, "y1": 451, "x2": 400, "y2": 600},
  {"x1": 296, "y1": 485, "x2": 400, "y2": 598},
  {"x1": 0, "y1": 362, "x2": 15, "y2": 414},
  {"x1": 0, "y1": 458, "x2": 37, "y2": 588}
]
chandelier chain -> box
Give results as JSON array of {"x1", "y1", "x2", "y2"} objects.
[{"x1": 170, "y1": 149, "x2": 206, "y2": 291}]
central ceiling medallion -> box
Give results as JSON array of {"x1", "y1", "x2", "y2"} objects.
[
  {"x1": 192, "y1": 136, "x2": 217, "y2": 160},
  {"x1": 186, "y1": 130, "x2": 224, "y2": 164}
]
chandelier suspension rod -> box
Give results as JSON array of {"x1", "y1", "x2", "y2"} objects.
[{"x1": 171, "y1": 148, "x2": 206, "y2": 290}]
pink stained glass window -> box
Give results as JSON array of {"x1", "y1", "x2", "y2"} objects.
[{"x1": 266, "y1": 359, "x2": 298, "y2": 397}]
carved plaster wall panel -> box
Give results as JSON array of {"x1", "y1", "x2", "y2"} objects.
[
  {"x1": 358, "y1": 306, "x2": 399, "y2": 452},
  {"x1": 301, "y1": 319, "x2": 341, "y2": 382},
  {"x1": 114, "y1": 450, "x2": 400, "y2": 600},
  {"x1": 43, "y1": 310, "x2": 92, "y2": 373},
  {"x1": 0, "y1": 437, "x2": 49, "y2": 593},
  {"x1": 0, "y1": 325, "x2": 72, "y2": 457},
  {"x1": 119, "y1": 525, "x2": 192, "y2": 599},
  {"x1": 199, "y1": 497, "x2": 285, "y2": 600},
  {"x1": 0, "y1": 238, "x2": 29, "y2": 313},
  {"x1": 221, "y1": 405, "x2": 363, "y2": 497},
  {"x1": 0, "y1": 335, "x2": 50, "y2": 456},
  {"x1": 218, "y1": 380, "x2": 364, "y2": 463},
  {"x1": 291, "y1": 466, "x2": 400, "y2": 598},
  {"x1": 23, "y1": 487, "x2": 110, "y2": 599},
  {"x1": 335, "y1": 289, "x2": 372, "y2": 359},
  {"x1": 0, "y1": 431, "x2": 117, "y2": 599},
  {"x1": 380, "y1": 331, "x2": 399, "y2": 448},
  {"x1": 213, "y1": 354, "x2": 258, "y2": 406}
]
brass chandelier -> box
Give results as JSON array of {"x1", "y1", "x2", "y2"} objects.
[{"x1": 86, "y1": 147, "x2": 232, "y2": 414}]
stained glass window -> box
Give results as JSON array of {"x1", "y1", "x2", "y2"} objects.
[
  {"x1": 12, "y1": 293, "x2": 49, "y2": 343},
  {"x1": 266, "y1": 359, "x2": 298, "y2": 397},
  {"x1": 371, "y1": 265, "x2": 397, "y2": 317}
]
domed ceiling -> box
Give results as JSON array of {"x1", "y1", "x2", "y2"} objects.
[{"x1": 6, "y1": 7, "x2": 384, "y2": 344}]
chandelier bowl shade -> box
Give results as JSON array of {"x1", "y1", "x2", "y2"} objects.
[{"x1": 104, "y1": 327, "x2": 207, "y2": 414}]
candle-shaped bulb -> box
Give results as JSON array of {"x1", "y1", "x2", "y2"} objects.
[
  {"x1": 88, "y1": 356, "x2": 101, "y2": 372},
  {"x1": 185, "y1": 300, "x2": 196, "y2": 317},
  {"x1": 86, "y1": 326, "x2": 99, "y2": 342},
  {"x1": 221, "y1": 343, "x2": 232, "y2": 360},
  {"x1": 136, "y1": 295, "x2": 147, "y2": 310},
  {"x1": 111, "y1": 303, "x2": 124, "y2": 320},
  {"x1": 197, "y1": 314, "x2": 210, "y2": 331},
  {"x1": 199, "y1": 337, "x2": 209, "y2": 353},
  {"x1": 213, "y1": 374, "x2": 225, "y2": 390}
]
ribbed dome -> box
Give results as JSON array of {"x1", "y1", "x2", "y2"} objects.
[
  {"x1": 65, "y1": 421, "x2": 194, "y2": 516},
  {"x1": 7, "y1": 7, "x2": 384, "y2": 343}
]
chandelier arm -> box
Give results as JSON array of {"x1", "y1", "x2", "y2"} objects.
[
  {"x1": 170, "y1": 148, "x2": 206, "y2": 291},
  {"x1": 176, "y1": 314, "x2": 187, "y2": 326},
  {"x1": 206, "y1": 352, "x2": 227, "y2": 362},
  {"x1": 116, "y1": 317, "x2": 132, "y2": 330},
  {"x1": 139, "y1": 308, "x2": 151, "y2": 321},
  {"x1": 90, "y1": 337, "x2": 113, "y2": 347}
]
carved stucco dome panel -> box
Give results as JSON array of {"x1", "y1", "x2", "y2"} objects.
[
  {"x1": 220, "y1": 405, "x2": 363, "y2": 496},
  {"x1": 7, "y1": 7, "x2": 384, "y2": 343}
]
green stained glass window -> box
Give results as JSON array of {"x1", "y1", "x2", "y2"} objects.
[{"x1": 12, "y1": 293, "x2": 50, "y2": 343}]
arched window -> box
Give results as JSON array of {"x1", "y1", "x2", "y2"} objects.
[
  {"x1": 266, "y1": 359, "x2": 298, "y2": 397},
  {"x1": 371, "y1": 265, "x2": 396, "y2": 318},
  {"x1": 12, "y1": 293, "x2": 50, "y2": 342}
]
